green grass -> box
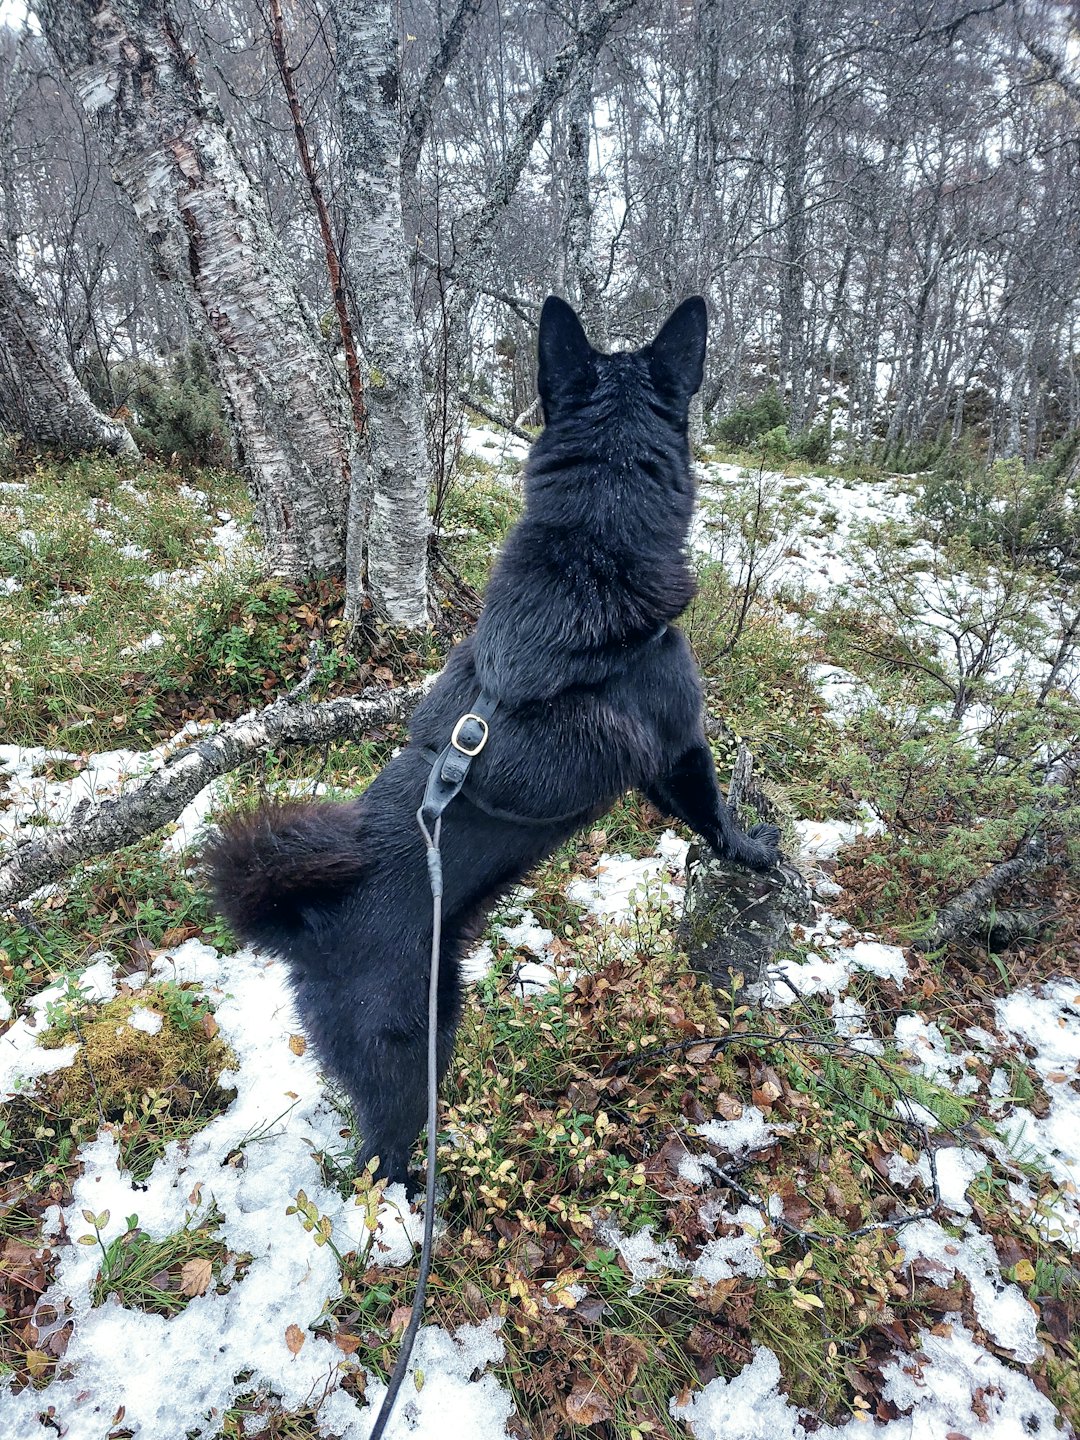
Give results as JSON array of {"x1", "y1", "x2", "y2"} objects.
[
  {"x1": 85, "y1": 1207, "x2": 235, "y2": 1316},
  {"x1": 0, "y1": 456, "x2": 248, "y2": 746}
]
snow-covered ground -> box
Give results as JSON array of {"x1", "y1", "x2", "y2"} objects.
[{"x1": 2, "y1": 819, "x2": 1075, "y2": 1436}]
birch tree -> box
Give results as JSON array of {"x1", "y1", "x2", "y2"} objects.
[
  {"x1": 334, "y1": 0, "x2": 433, "y2": 628},
  {"x1": 0, "y1": 240, "x2": 137, "y2": 457},
  {"x1": 33, "y1": 0, "x2": 353, "y2": 579}
]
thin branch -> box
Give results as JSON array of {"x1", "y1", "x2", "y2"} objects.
[
  {"x1": 414, "y1": 250, "x2": 539, "y2": 325},
  {"x1": 455, "y1": 0, "x2": 641, "y2": 274},
  {"x1": 263, "y1": 0, "x2": 367, "y2": 441}
]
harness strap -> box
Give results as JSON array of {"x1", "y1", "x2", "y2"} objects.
[
  {"x1": 418, "y1": 623, "x2": 670, "y2": 830},
  {"x1": 419, "y1": 689, "x2": 500, "y2": 828},
  {"x1": 416, "y1": 743, "x2": 589, "y2": 828}
]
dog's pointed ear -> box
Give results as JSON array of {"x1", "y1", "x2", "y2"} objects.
[
  {"x1": 538, "y1": 295, "x2": 595, "y2": 418},
  {"x1": 650, "y1": 296, "x2": 708, "y2": 398}
]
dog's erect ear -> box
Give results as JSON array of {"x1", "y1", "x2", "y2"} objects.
[
  {"x1": 649, "y1": 296, "x2": 708, "y2": 398},
  {"x1": 537, "y1": 295, "x2": 595, "y2": 417}
]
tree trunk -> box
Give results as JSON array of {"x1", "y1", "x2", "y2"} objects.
[
  {"x1": 35, "y1": 0, "x2": 353, "y2": 578},
  {"x1": 335, "y1": 0, "x2": 432, "y2": 629},
  {"x1": 778, "y1": 0, "x2": 810, "y2": 433},
  {"x1": 560, "y1": 3, "x2": 606, "y2": 341},
  {"x1": 0, "y1": 243, "x2": 137, "y2": 457}
]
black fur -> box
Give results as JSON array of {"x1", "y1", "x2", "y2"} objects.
[{"x1": 204, "y1": 296, "x2": 781, "y2": 1185}]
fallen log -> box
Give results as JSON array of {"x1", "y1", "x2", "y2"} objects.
[
  {"x1": 0, "y1": 682, "x2": 426, "y2": 910},
  {"x1": 912, "y1": 836, "x2": 1048, "y2": 954},
  {"x1": 913, "y1": 747, "x2": 1078, "y2": 954}
]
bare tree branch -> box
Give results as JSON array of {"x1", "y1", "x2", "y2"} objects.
[
  {"x1": 401, "y1": 0, "x2": 485, "y2": 181},
  {"x1": 262, "y1": 0, "x2": 368, "y2": 443},
  {"x1": 1014, "y1": 7, "x2": 1080, "y2": 107},
  {"x1": 455, "y1": 0, "x2": 641, "y2": 274},
  {"x1": 457, "y1": 391, "x2": 534, "y2": 442}
]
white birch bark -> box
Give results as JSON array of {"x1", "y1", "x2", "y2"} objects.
[
  {"x1": 0, "y1": 681, "x2": 426, "y2": 910},
  {"x1": 0, "y1": 243, "x2": 138, "y2": 457},
  {"x1": 34, "y1": 0, "x2": 354, "y2": 578},
  {"x1": 335, "y1": 0, "x2": 431, "y2": 629}
]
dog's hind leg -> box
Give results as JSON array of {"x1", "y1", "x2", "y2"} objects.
[
  {"x1": 340, "y1": 1011, "x2": 462, "y2": 1188},
  {"x1": 644, "y1": 741, "x2": 780, "y2": 871},
  {"x1": 297, "y1": 967, "x2": 463, "y2": 1189}
]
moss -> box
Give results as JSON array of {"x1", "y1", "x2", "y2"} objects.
[
  {"x1": 39, "y1": 986, "x2": 236, "y2": 1179},
  {"x1": 749, "y1": 1284, "x2": 844, "y2": 1413}
]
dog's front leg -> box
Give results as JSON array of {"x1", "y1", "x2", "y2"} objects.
[{"x1": 644, "y1": 741, "x2": 780, "y2": 871}]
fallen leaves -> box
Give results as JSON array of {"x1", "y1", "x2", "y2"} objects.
[
  {"x1": 564, "y1": 1378, "x2": 612, "y2": 1424},
  {"x1": 180, "y1": 1257, "x2": 213, "y2": 1298}
]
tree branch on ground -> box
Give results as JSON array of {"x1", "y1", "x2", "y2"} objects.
[
  {"x1": 457, "y1": 392, "x2": 534, "y2": 442},
  {"x1": 913, "y1": 746, "x2": 1078, "y2": 952},
  {"x1": 0, "y1": 683, "x2": 428, "y2": 911}
]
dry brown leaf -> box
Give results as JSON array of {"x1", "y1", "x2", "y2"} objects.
[
  {"x1": 201, "y1": 1012, "x2": 219, "y2": 1040},
  {"x1": 289, "y1": 1034, "x2": 307, "y2": 1056},
  {"x1": 714, "y1": 1093, "x2": 743, "y2": 1121},
  {"x1": 180, "y1": 1257, "x2": 213, "y2": 1298},
  {"x1": 160, "y1": 925, "x2": 196, "y2": 947},
  {"x1": 285, "y1": 1323, "x2": 305, "y2": 1355},
  {"x1": 564, "y1": 1379, "x2": 612, "y2": 1425},
  {"x1": 685, "y1": 1043, "x2": 721, "y2": 1064}
]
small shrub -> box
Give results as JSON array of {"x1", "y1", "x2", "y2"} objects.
[
  {"x1": 793, "y1": 422, "x2": 831, "y2": 464},
  {"x1": 84, "y1": 1208, "x2": 234, "y2": 1315},
  {"x1": 918, "y1": 443, "x2": 1080, "y2": 577},
  {"x1": 87, "y1": 344, "x2": 230, "y2": 470},
  {"x1": 712, "y1": 385, "x2": 787, "y2": 448}
]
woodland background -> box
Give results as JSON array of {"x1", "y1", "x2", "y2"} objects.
[{"x1": 1, "y1": 0, "x2": 1079, "y2": 628}]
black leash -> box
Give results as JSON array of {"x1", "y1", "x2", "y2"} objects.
[
  {"x1": 368, "y1": 625, "x2": 669, "y2": 1433},
  {"x1": 367, "y1": 695, "x2": 498, "y2": 1440}
]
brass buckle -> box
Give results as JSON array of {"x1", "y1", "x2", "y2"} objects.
[{"x1": 450, "y1": 712, "x2": 489, "y2": 757}]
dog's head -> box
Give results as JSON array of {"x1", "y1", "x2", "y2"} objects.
[{"x1": 537, "y1": 295, "x2": 707, "y2": 427}]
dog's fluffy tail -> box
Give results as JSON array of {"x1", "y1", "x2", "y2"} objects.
[{"x1": 203, "y1": 801, "x2": 366, "y2": 950}]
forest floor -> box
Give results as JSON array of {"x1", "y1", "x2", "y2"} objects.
[{"x1": 0, "y1": 431, "x2": 1078, "y2": 1439}]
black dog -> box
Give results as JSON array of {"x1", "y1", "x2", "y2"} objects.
[{"x1": 205, "y1": 296, "x2": 780, "y2": 1185}]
